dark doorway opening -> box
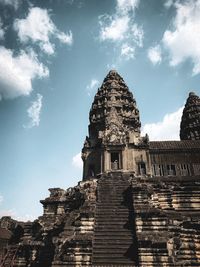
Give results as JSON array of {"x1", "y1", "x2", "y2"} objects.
[
  {"x1": 111, "y1": 152, "x2": 120, "y2": 170},
  {"x1": 88, "y1": 164, "x2": 95, "y2": 177},
  {"x1": 138, "y1": 162, "x2": 146, "y2": 175}
]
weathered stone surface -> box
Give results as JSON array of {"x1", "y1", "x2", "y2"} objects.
[
  {"x1": 1, "y1": 71, "x2": 200, "y2": 267},
  {"x1": 130, "y1": 175, "x2": 200, "y2": 267},
  {"x1": 82, "y1": 70, "x2": 150, "y2": 180},
  {"x1": 180, "y1": 92, "x2": 200, "y2": 140}
]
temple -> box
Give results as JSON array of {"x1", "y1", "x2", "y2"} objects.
[
  {"x1": 82, "y1": 70, "x2": 149, "y2": 179},
  {"x1": 0, "y1": 70, "x2": 200, "y2": 267}
]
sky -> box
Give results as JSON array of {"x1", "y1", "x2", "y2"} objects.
[{"x1": 0, "y1": 0, "x2": 200, "y2": 221}]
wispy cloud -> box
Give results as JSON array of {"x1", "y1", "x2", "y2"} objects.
[
  {"x1": 24, "y1": 94, "x2": 43, "y2": 128},
  {"x1": 162, "y1": 0, "x2": 200, "y2": 75},
  {"x1": 99, "y1": 15, "x2": 130, "y2": 42},
  {"x1": 86, "y1": 79, "x2": 99, "y2": 96},
  {"x1": 72, "y1": 152, "x2": 83, "y2": 169},
  {"x1": 164, "y1": 0, "x2": 174, "y2": 9},
  {"x1": 14, "y1": 7, "x2": 73, "y2": 55},
  {"x1": 0, "y1": 6, "x2": 73, "y2": 101},
  {"x1": 0, "y1": 18, "x2": 5, "y2": 40},
  {"x1": 121, "y1": 43, "x2": 135, "y2": 60},
  {"x1": 142, "y1": 106, "x2": 183, "y2": 140},
  {"x1": 0, "y1": 0, "x2": 21, "y2": 10},
  {"x1": 147, "y1": 45, "x2": 162, "y2": 65},
  {"x1": 0, "y1": 194, "x2": 35, "y2": 222},
  {"x1": 0, "y1": 47, "x2": 48, "y2": 100},
  {"x1": 98, "y1": 0, "x2": 143, "y2": 61},
  {"x1": 0, "y1": 209, "x2": 35, "y2": 222}
]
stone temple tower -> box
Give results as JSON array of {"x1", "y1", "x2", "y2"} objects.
[
  {"x1": 180, "y1": 92, "x2": 200, "y2": 140},
  {"x1": 82, "y1": 70, "x2": 150, "y2": 180}
]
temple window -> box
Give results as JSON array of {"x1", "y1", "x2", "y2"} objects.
[
  {"x1": 138, "y1": 162, "x2": 146, "y2": 175},
  {"x1": 180, "y1": 164, "x2": 190, "y2": 176},
  {"x1": 152, "y1": 164, "x2": 164, "y2": 176},
  {"x1": 193, "y1": 164, "x2": 200, "y2": 175},
  {"x1": 111, "y1": 152, "x2": 121, "y2": 170},
  {"x1": 167, "y1": 164, "x2": 176, "y2": 176},
  {"x1": 88, "y1": 164, "x2": 95, "y2": 177}
]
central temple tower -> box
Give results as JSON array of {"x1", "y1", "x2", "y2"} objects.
[{"x1": 82, "y1": 70, "x2": 150, "y2": 179}]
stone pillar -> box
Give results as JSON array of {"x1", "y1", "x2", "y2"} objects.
[{"x1": 104, "y1": 150, "x2": 110, "y2": 172}]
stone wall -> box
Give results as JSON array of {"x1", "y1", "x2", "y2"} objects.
[
  {"x1": 131, "y1": 175, "x2": 200, "y2": 267},
  {"x1": 0, "y1": 179, "x2": 97, "y2": 267}
]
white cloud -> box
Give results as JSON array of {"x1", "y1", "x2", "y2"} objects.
[
  {"x1": 57, "y1": 31, "x2": 73, "y2": 45},
  {"x1": 148, "y1": 45, "x2": 162, "y2": 65},
  {"x1": 142, "y1": 106, "x2": 183, "y2": 141},
  {"x1": 0, "y1": 209, "x2": 35, "y2": 222},
  {"x1": 99, "y1": 0, "x2": 143, "y2": 60},
  {"x1": 0, "y1": 209, "x2": 15, "y2": 218},
  {"x1": 117, "y1": 0, "x2": 139, "y2": 14},
  {"x1": 0, "y1": 0, "x2": 21, "y2": 9},
  {"x1": 72, "y1": 152, "x2": 83, "y2": 169},
  {"x1": 131, "y1": 23, "x2": 143, "y2": 47},
  {"x1": 164, "y1": 0, "x2": 174, "y2": 9},
  {"x1": 0, "y1": 47, "x2": 48, "y2": 100},
  {"x1": 100, "y1": 15, "x2": 130, "y2": 42},
  {"x1": 25, "y1": 94, "x2": 43, "y2": 128},
  {"x1": 121, "y1": 43, "x2": 135, "y2": 60},
  {"x1": 162, "y1": 0, "x2": 200, "y2": 75},
  {"x1": 0, "y1": 198, "x2": 35, "y2": 222},
  {"x1": 86, "y1": 79, "x2": 99, "y2": 96},
  {"x1": 14, "y1": 7, "x2": 73, "y2": 55},
  {"x1": 0, "y1": 19, "x2": 5, "y2": 40},
  {"x1": 40, "y1": 42, "x2": 55, "y2": 55}
]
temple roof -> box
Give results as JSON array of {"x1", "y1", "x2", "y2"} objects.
[
  {"x1": 149, "y1": 140, "x2": 200, "y2": 151},
  {"x1": 88, "y1": 70, "x2": 141, "y2": 145},
  {"x1": 180, "y1": 91, "x2": 200, "y2": 140}
]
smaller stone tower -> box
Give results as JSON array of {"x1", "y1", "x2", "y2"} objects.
[
  {"x1": 180, "y1": 92, "x2": 200, "y2": 140},
  {"x1": 82, "y1": 70, "x2": 150, "y2": 180}
]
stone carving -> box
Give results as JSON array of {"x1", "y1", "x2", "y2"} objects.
[
  {"x1": 87, "y1": 70, "x2": 141, "y2": 147},
  {"x1": 180, "y1": 92, "x2": 200, "y2": 140}
]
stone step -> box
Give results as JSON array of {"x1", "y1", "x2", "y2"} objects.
[
  {"x1": 95, "y1": 212, "x2": 131, "y2": 216},
  {"x1": 93, "y1": 241, "x2": 133, "y2": 246},
  {"x1": 96, "y1": 208, "x2": 132, "y2": 212},
  {"x1": 94, "y1": 220, "x2": 130, "y2": 224},
  {"x1": 92, "y1": 259, "x2": 135, "y2": 264},
  {"x1": 92, "y1": 174, "x2": 137, "y2": 266},
  {"x1": 98, "y1": 187, "x2": 129, "y2": 190},
  {"x1": 95, "y1": 217, "x2": 130, "y2": 222},
  {"x1": 93, "y1": 252, "x2": 135, "y2": 257},
  {"x1": 95, "y1": 213, "x2": 132, "y2": 216},
  {"x1": 95, "y1": 215, "x2": 130, "y2": 219},
  {"x1": 98, "y1": 188, "x2": 129, "y2": 191},
  {"x1": 96, "y1": 206, "x2": 129, "y2": 209},
  {"x1": 93, "y1": 243, "x2": 134, "y2": 248},
  {"x1": 93, "y1": 265, "x2": 135, "y2": 267},
  {"x1": 96, "y1": 205, "x2": 131, "y2": 208},
  {"x1": 94, "y1": 233, "x2": 133, "y2": 238},
  {"x1": 93, "y1": 229, "x2": 132, "y2": 234},
  {"x1": 93, "y1": 227, "x2": 132, "y2": 231},
  {"x1": 93, "y1": 235, "x2": 133, "y2": 241}
]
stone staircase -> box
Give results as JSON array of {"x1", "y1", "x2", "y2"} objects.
[{"x1": 92, "y1": 172, "x2": 138, "y2": 267}]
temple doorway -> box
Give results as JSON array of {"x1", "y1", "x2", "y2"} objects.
[{"x1": 111, "y1": 152, "x2": 121, "y2": 170}]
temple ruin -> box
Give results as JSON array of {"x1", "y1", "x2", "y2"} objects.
[{"x1": 0, "y1": 70, "x2": 200, "y2": 266}]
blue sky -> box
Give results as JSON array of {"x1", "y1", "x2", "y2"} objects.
[{"x1": 0, "y1": 0, "x2": 200, "y2": 221}]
